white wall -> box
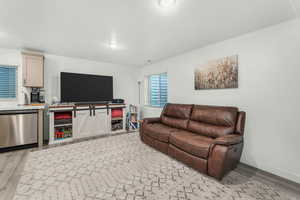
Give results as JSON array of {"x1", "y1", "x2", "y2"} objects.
[
  {"x1": 44, "y1": 54, "x2": 139, "y2": 105},
  {"x1": 0, "y1": 49, "x2": 139, "y2": 106},
  {"x1": 139, "y1": 19, "x2": 300, "y2": 183}
]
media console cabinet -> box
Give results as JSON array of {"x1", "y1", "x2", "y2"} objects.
[{"x1": 48, "y1": 104, "x2": 126, "y2": 145}]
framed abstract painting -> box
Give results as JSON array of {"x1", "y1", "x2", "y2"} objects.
[{"x1": 194, "y1": 55, "x2": 238, "y2": 90}]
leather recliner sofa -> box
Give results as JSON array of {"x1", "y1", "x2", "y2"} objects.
[{"x1": 140, "y1": 103, "x2": 246, "y2": 180}]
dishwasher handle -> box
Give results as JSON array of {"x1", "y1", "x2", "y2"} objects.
[{"x1": 0, "y1": 110, "x2": 38, "y2": 115}]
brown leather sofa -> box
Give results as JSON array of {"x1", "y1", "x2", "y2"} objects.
[{"x1": 140, "y1": 103, "x2": 246, "y2": 180}]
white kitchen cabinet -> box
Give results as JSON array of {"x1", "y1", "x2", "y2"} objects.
[{"x1": 22, "y1": 53, "x2": 44, "y2": 87}]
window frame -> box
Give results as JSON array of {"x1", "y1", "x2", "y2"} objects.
[
  {"x1": 0, "y1": 65, "x2": 18, "y2": 101},
  {"x1": 146, "y1": 72, "x2": 168, "y2": 108}
]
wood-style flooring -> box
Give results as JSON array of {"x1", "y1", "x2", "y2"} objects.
[{"x1": 0, "y1": 150, "x2": 29, "y2": 200}]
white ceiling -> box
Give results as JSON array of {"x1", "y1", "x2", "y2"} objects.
[{"x1": 0, "y1": 0, "x2": 298, "y2": 66}]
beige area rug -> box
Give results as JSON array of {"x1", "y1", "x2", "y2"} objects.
[{"x1": 13, "y1": 133, "x2": 292, "y2": 200}]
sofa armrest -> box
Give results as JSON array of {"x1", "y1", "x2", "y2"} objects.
[
  {"x1": 143, "y1": 117, "x2": 161, "y2": 124},
  {"x1": 208, "y1": 142, "x2": 243, "y2": 179},
  {"x1": 213, "y1": 134, "x2": 243, "y2": 146},
  {"x1": 140, "y1": 117, "x2": 160, "y2": 139}
]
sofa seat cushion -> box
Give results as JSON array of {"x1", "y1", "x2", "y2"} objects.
[
  {"x1": 143, "y1": 123, "x2": 178, "y2": 142},
  {"x1": 169, "y1": 131, "x2": 214, "y2": 159}
]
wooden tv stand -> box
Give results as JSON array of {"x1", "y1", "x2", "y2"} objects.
[{"x1": 48, "y1": 103, "x2": 126, "y2": 145}]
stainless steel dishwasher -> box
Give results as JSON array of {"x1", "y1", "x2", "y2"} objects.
[{"x1": 0, "y1": 110, "x2": 38, "y2": 148}]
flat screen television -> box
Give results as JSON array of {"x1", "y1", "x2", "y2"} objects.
[{"x1": 60, "y1": 72, "x2": 113, "y2": 103}]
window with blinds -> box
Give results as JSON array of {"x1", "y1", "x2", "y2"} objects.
[
  {"x1": 148, "y1": 73, "x2": 168, "y2": 107},
  {"x1": 0, "y1": 65, "x2": 17, "y2": 99}
]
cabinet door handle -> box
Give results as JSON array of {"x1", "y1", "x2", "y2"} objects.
[
  {"x1": 89, "y1": 105, "x2": 92, "y2": 116},
  {"x1": 73, "y1": 106, "x2": 77, "y2": 118}
]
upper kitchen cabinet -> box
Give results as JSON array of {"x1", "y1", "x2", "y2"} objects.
[{"x1": 22, "y1": 53, "x2": 44, "y2": 88}]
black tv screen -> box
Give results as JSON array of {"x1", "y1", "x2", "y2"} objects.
[{"x1": 61, "y1": 72, "x2": 113, "y2": 103}]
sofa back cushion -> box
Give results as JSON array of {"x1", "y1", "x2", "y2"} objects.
[
  {"x1": 161, "y1": 103, "x2": 193, "y2": 129},
  {"x1": 187, "y1": 105, "x2": 238, "y2": 138}
]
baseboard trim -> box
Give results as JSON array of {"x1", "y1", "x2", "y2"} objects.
[
  {"x1": 238, "y1": 162, "x2": 300, "y2": 193},
  {"x1": 239, "y1": 160, "x2": 300, "y2": 184}
]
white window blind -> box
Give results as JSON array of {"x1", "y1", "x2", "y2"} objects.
[
  {"x1": 0, "y1": 65, "x2": 17, "y2": 99},
  {"x1": 148, "y1": 73, "x2": 168, "y2": 107}
]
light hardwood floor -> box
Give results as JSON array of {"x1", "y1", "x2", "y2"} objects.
[{"x1": 1, "y1": 146, "x2": 299, "y2": 200}]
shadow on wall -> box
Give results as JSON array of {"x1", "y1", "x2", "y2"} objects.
[
  {"x1": 240, "y1": 127, "x2": 258, "y2": 178},
  {"x1": 45, "y1": 75, "x2": 60, "y2": 104}
]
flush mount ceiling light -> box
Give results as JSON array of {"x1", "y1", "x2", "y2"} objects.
[
  {"x1": 105, "y1": 39, "x2": 124, "y2": 50},
  {"x1": 158, "y1": 0, "x2": 176, "y2": 8},
  {"x1": 104, "y1": 32, "x2": 125, "y2": 50},
  {"x1": 108, "y1": 40, "x2": 118, "y2": 50}
]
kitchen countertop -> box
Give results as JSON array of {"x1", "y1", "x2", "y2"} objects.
[{"x1": 0, "y1": 105, "x2": 45, "y2": 111}]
